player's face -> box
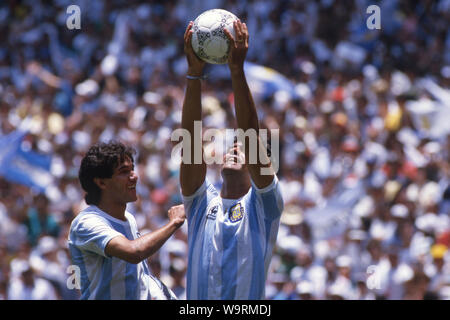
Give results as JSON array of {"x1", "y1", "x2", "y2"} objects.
[{"x1": 105, "y1": 156, "x2": 138, "y2": 204}]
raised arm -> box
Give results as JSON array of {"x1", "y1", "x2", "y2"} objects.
[
  {"x1": 26, "y1": 61, "x2": 62, "y2": 88},
  {"x1": 180, "y1": 22, "x2": 207, "y2": 196},
  {"x1": 224, "y1": 21, "x2": 274, "y2": 189}
]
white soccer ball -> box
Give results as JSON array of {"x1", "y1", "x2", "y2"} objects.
[{"x1": 191, "y1": 9, "x2": 238, "y2": 64}]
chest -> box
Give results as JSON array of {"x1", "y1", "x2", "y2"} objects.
[{"x1": 206, "y1": 198, "x2": 247, "y2": 225}]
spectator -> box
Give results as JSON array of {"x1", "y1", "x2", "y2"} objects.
[
  {"x1": 22, "y1": 194, "x2": 60, "y2": 246},
  {"x1": 7, "y1": 261, "x2": 57, "y2": 300}
]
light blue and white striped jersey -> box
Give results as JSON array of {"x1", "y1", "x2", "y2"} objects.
[
  {"x1": 68, "y1": 205, "x2": 176, "y2": 300},
  {"x1": 183, "y1": 176, "x2": 283, "y2": 300}
]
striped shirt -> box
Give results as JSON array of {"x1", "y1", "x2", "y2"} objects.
[
  {"x1": 68, "y1": 205, "x2": 176, "y2": 300},
  {"x1": 183, "y1": 176, "x2": 283, "y2": 300}
]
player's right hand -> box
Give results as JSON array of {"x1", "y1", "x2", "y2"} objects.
[
  {"x1": 184, "y1": 22, "x2": 205, "y2": 76},
  {"x1": 168, "y1": 204, "x2": 186, "y2": 228}
]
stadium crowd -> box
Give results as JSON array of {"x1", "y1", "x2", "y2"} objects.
[{"x1": 0, "y1": 0, "x2": 449, "y2": 300}]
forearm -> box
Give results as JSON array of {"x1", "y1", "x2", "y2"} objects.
[
  {"x1": 132, "y1": 220, "x2": 180, "y2": 261},
  {"x1": 231, "y1": 67, "x2": 274, "y2": 186},
  {"x1": 230, "y1": 67, "x2": 259, "y2": 131},
  {"x1": 181, "y1": 21, "x2": 205, "y2": 136},
  {"x1": 35, "y1": 67, "x2": 62, "y2": 88},
  {"x1": 180, "y1": 70, "x2": 207, "y2": 195},
  {"x1": 181, "y1": 73, "x2": 203, "y2": 135}
]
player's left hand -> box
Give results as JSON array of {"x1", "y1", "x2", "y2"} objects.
[{"x1": 224, "y1": 20, "x2": 249, "y2": 72}]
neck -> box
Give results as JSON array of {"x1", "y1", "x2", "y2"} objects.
[
  {"x1": 220, "y1": 178, "x2": 250, "y2": 199},
  {"x1": 96, "y1": 198, "x2": 127, "y2": 221}
]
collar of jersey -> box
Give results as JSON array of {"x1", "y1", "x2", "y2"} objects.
[{"x1": 220, "y1": 196, "x2": 244, "y2": 211}]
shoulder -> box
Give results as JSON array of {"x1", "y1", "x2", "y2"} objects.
[
  {"x1": 251, "y1": 175, "x2": 280, "y2": 195},
  {"x1": 182, "y1": 178, "x2": 217, "y2": 202},
  {"x1": 70, "y1": 207, "x2": 110, "y2": 234},
  {"x1": 71, "y1": 207, "x2": 104, "y2": 224},
  {"x1": 249, "y1": 175, "x2": 284, "y2": 219}
]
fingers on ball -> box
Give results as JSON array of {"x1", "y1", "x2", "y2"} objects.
[{"x1": 184, "y1": 22, "x2": 192, "y2": 38}]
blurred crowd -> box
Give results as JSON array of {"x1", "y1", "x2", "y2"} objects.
[{"x1": 0, "y1": 0, "x2": 449, "y2": 300}]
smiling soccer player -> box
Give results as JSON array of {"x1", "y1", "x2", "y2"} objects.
[{"x1": 69, "y1": 141, "x2": 185, "y2": 300}]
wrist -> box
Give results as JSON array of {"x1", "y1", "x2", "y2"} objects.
[
  {"x1": 229, "y1": 65, "x2": 244, "y2": 76},
  {"x1": 186, "y1": 74, "x2": 207, "y2": 80},
  {"x1": 169, "y1": 218, "x2": 184, "y2": 229},
  {"x1": 187, "y1": 68, "x2": 204, "y2": 77}
]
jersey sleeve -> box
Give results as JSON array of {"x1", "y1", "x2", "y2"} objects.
[
  {"x1": 69, "y1": 214, "x2": 123, "y2": 258},
  {"x1": 181, "y1": 178, "x2": 217, "y2": 224},
  {"x1": 250, "y1": 175, "x2": 284, "y2": 221}
]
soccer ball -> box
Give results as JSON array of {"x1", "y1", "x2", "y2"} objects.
[{"x1": 191, "y1": 9, "x2": 238, "y2": 64}]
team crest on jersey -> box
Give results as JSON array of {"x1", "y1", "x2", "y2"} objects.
[
  {"x1": 229, "y1": 203, "x2": 244, "y2": 222},
  {"x1": 207, "y1": 204, "x2": 219, "y2": 220}
]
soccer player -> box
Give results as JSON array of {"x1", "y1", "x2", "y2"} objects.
[
  {"x1": 68, "y1": 141, "x2": 185, "y2": 299},
  {"x1": 180, "y1": 20, "x2": 284, "y2": 299}
]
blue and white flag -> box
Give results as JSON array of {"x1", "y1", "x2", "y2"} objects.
[
  {"x1": 243, "y1": 62, "x2": 297, "y2": 100},
  {"x1": 212, "y1": 62, "x2": 297, "y2": 100},
  {"x1": 0, "y1": 130, "x2": 53, "y2": 192},
  {"x1": 408, "y1": 78, "x2": 450, "y2": 139}
]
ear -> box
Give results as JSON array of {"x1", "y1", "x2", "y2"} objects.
[{"x1": 93, "y1": 177, "x2": 107, "y2": 190}]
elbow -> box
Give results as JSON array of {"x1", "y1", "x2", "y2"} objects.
[
  {"x1": 106, "y1": 237, "x2": 146, "y2": 264},
  {"x1": 126, "y1": 244, "x2": 146, "y2": 264},
  {"x1": 126, "y1": 255, "x2": 142, "y2": 264}
]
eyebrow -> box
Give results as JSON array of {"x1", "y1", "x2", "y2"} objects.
[{"x1": 117, "y1": 164, "x2": 134, "y2": 171}]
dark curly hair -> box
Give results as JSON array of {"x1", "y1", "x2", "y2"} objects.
[{"x1": 78, "y1": 140, "x2": 136, "y2": 205}]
